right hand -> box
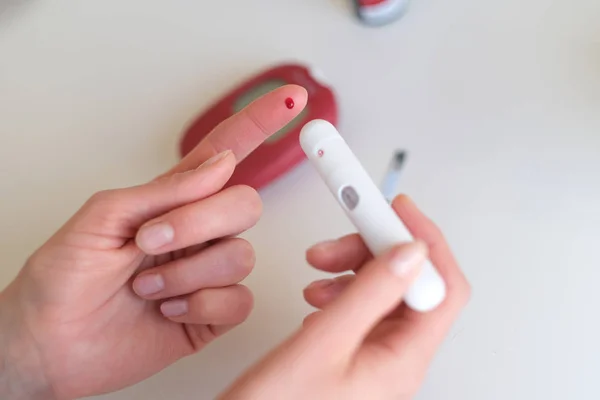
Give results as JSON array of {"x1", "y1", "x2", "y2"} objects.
[{"x1": 219, "y1": 195, "x2": 471, "y2": 400}]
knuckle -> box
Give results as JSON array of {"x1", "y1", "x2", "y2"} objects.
[
  {"x1": 228, "y1": 238, "x2": 256, "y2": 273},
  {"x1": 82, "y1": 189, "x2": 129, "y2": 230},
  {"x1": 229, "y1": 286, "x2": 254, "y2": 322},
  {"x1": 230, "y1": 184, "x2": 260, "y2": 202},
  {"x1": 458, "y1": 278, "x2": 473, "y2": 306},
  {"x1": 234, "y1": 236, "x2": 256, "y2": 256},
  {"x1": 302, "y1": 311, "x2": 322, "y2": 328},
  {"x1": 243, "y1": 107, "x2": 269, "y2": 137},
  {"x1": 87, "y1": 189, "x2": 116, "y2": 206},
  {"x1": 23, "y1": 247, "x2": 48, "y2": 277},
  {"x1": 449, "y1": 275, "x2": 472, "y2": 310},
  {"x1": 228, "y1": 185, "x2": 263, "y2": 219},
  {"x1": 86, "y1": 188, "x2": 128, "y2": 211}
]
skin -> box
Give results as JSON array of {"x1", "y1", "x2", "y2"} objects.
[
  {"x1": 219, "y1": 195, "x2": 471, "y2": 400},
  {"x1": 0, "y1": 83, "x2": 470, "y2": 400},
  {"x1": 0, "y1": 85, "x2": 308, "y2": 399}
]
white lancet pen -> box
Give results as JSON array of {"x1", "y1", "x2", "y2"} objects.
[{"x1": 298, "y1": 119, "x2": 446, "y2": 312}]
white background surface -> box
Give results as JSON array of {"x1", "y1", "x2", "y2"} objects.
[{"x1": 1, "y1": 1, "x2": 599, "y2": 399}]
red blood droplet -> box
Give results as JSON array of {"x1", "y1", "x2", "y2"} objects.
[
  {"x1": 285, "y1": 97, "x2": 295, "y2": 109},
  {"x1": 318, "y1": 149, "x2": 324, "y2": 157}
]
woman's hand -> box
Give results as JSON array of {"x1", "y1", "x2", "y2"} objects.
[
  {"x1": 219, "y1": 195, "x2": 471, "y2": 400},
  {"x1": 0, "y1": 85, "x2": 308, "y2": 400}
]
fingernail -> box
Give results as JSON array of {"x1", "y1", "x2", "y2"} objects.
[
  {"x1": 198, "y1": 150, "x2": 231, "y2": 169},
  {"x1": 137, "y1": 223, "x2": 174, "y2": 251},
  {"x1": 161, "y1": 299, "x2": 188, "y2": 317},
  {"x1": 389, "y1": 241, "x2": 428, "y2": 277},
  {"x1": 305, "y1": 279, "x2": 336, "y2": 290},
  {"x1": 308, "y1": 240, "x2": 338, "y2": 254},
  {"x1": 134, "y1": 274, "x2": 165, "y2": 296}
]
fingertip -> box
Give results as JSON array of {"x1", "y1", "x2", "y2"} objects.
[
  {"x1": 303, "y1": 278, "x2": 336, "y2": 294},
  {"x1": 227, "y1": 284, "x2": 255, "y2": 317},
  {"x1": 306, "y1": 240, "x2": 337, "y2": 265},
  {"x1": 399, "y1": 239, "x2": 429, "y2": 257},
  {"x1": 247, "y1": 84, "x2": 308, "y2": 130},
  {"x1": 303, "y1": 276, "x2": 354, "y2": 309},
  {"x1": 391, "y1": 193, "x2": 415, "y2": 211},
  {"x1": 161, "y1": 299, "x2": 189, "y2": 318},
  {"x1": 135, "y1": 222, "x2": 175, "y2": 255},
  {"x1": 173, "y1": 83, "x2": 311, "y2": 174},
  {"x1": 284, "y1": 84, "x2": 309, "y2": 107},
  {"x1": 132, "y1": 273, "x2": 165, "y2": 298},
  {"x1": 385, "y1": 241, "x2": 429, "y2": 279},
  {"x1": 306, "y1": 234, "x2": 371, "y2": 273}
]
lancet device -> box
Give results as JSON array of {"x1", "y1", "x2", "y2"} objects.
[{"x1": 299, "y1": 119, "x2": 446, "y2": 312}]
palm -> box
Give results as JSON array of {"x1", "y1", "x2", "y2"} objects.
[{"x1": 26, "y1": 242, "x2": 215, "y2": 398}]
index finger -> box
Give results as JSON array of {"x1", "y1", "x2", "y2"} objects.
[{"x1": 162, "y1": 84, "x2": 308, "y2": 177}]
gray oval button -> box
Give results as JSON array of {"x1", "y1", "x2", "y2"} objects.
[{"x1": 340, "y1": 185, "x2": 360, "y2": 210}]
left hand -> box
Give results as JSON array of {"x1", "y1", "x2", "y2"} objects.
[{"x1": 0, "y1": 85, "x2": 308, "y2": 400}]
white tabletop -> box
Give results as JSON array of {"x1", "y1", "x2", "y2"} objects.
[{"x1": 1, "y1": 1, "x2": 599, "y2": 399}]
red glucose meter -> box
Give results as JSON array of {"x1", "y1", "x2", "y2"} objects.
[{"x1": 180, "y1": 63, "x2": 337, "y2": 190}]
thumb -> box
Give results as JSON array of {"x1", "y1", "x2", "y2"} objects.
[
  {"x1": 310, "y1": 241, "x2": 428, "y2": 352},
  {"x1": 66, "y1": 150, "x2": 236, "y2": 245}
]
